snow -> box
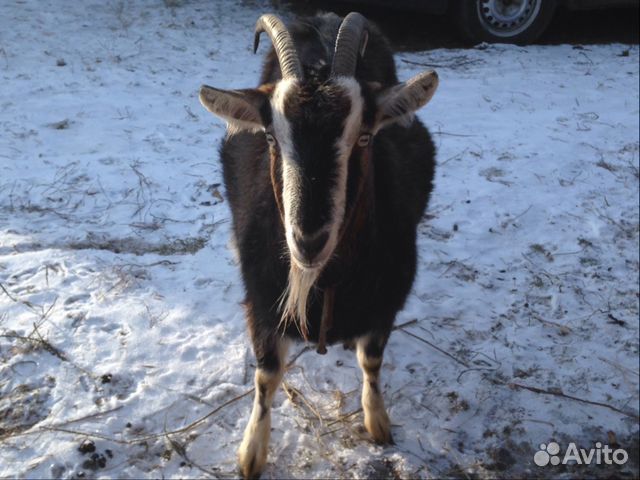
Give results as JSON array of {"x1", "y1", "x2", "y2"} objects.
[{"x1": 0, "y1": 0, "x2": 638, "y2": 478}]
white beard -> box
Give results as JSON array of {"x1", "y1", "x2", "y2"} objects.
[{"x1": 278, "y1": 263, "x2": 320, "y2": 339}]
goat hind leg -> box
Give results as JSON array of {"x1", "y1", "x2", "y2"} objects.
[
  {"x1": 356, "y1": 333, "x2": 393, "y2": 444},
  {"x1": 238, "y1": 338, "x2": 288, "y2": 479}
]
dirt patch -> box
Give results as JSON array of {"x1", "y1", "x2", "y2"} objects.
[
  {"x1": 2, "y1": 236, "x2": 208, "y2": 256},
  {"x1": 0, "y1": 380, "x2": 54, "y2": 439},
  {"x1": 68, "y1": 236, "x2": 207, "y2": 255}
]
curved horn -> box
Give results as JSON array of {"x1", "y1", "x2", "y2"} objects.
[
  {"x1": 331, "y1": 12, "x2": 369, "y2": 78},
  {"x1": 254, "y1": 14, "x2": 303, "y2": 80}
]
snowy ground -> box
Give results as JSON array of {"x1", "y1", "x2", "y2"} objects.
[{"x1": 0, "y1": 1, "x2": 638, "y2": 479}]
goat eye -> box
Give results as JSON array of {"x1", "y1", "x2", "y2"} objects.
[
  {"x1": 265, "y1": 133, "x2": 277, "y2": 147},
  {"x1": 357, "y1": 134, "x2": 371, "y2": 147}
]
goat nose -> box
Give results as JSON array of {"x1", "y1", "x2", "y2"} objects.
[{"x1": 293, "y1": 231, "x2": 329, "y2": 262}]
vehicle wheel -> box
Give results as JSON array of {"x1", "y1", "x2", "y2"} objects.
[{"x1": 455, "y1": 0, "x2": 557, "y2": 44}]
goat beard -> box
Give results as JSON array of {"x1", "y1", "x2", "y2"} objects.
[{"x1": 278, "y1": 262, "x2": 320, "y2": 339}]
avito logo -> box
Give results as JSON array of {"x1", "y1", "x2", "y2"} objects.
[{"x1": 534, "y1": 441, "x2": 628, "y2": 467}]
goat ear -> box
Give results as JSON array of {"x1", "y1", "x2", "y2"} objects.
[
  {"x1": 199, "y1": 85, "x2": 272, "y2": 131},
  {"x1": 374, "y1": 70, "x2": 438, "y2": 131}
]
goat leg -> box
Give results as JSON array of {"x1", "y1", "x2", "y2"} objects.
[
  {"x1": 356, "y1": 331, "x2": 394, "y2": 445},
  {"x1": 238, "y1": 336, "x2": 288, "y2": 479}
]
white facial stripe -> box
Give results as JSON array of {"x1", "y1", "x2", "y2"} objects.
[
  {"x1": 327, "y1": 77, "x2": 363, "y2": 249},
  {"x1": 271, "y1": 79, "x2": 300, "y2": 248},
  {"x1": 271, "y1": 78, "x2": 296, "y2": 155}
]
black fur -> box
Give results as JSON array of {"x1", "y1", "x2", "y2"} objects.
[
  {"x1": 218, "y1": 13, "x2": 435, "y2": 369},
  {"x1": 284, "y1": 82, "x2": 350, "y2": 234}
]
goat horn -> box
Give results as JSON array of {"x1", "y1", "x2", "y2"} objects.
[
  {"x1": 254, "y1": 14, "x2": 303, "y2": 80},
  {"x1": 331, "y1": 12, "x2": 369, "y2": 78}
]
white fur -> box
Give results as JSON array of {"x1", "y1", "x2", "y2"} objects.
[
  {"x1": 278, "y1": 264, "x2": 319, "y2": 338},
  {"x1": 199, "y1": 87, "x2": 263, "y2": 134}
]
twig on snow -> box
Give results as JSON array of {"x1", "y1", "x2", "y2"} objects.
[
  {"x1": 323, "y1": 408, "x2": 362, "y2": 430},
  {"x1": 286, "y1": 345, "x2": 312, "y2": 368},
  {"x1": 397, "y1": 326, "x2": 469, "y2": 368},
  {"x1": 1, "y1": 326, "x2": 93, "y2": 378},
  {"x1": 433, "y1": 130, "x2": 477, "y2": 138},
  {"x1": 27, "y1": 389, "x2": 255, "y2": 444},
  {"x1": 30, "y1": 321, "x2": 68, "y2": 361},
  {"x1": 164, "y1": 430, "x2": 220, "y2": 478},
  {"x1": 507, "y1": 382, "x2": 639, "y2": 420},
  {"x1": 393, "y1": 318, "x2": 418, "y2": 330},
  {"x1": 440, "y1": 149, "x2": 469, "y2": 166},
  {"x1": 41, "y1": 406, "x2": 125, "y2": 429},
  {"x1": 282, "y1": 381, "x2": 325, "y2": 427},
  {"x1": 0, "y1": 281, "x2": 37, "y2": 312},
  {"x1": 531, "y1": 314, "x2": 573, "y2": 336},
  {"x1": 145, "y1": 388, "x2": 254, "y2": 440},
  {"x1": 597, "y1": 356, "x2": 639, "y2": 378}
]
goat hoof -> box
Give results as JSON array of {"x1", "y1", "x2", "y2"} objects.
[
  {"x1": 364, "y1": 410, "x2": 393, "y2": 445},
  {"x1": 343, "y1": 340, "x2": 355, "y2": 350},
  {"x1": 238, "y1": 466, "x2": 261, "y2": 480},
  {"x1": 238, "y1": 439, "x2": 267, "y2": 479}
]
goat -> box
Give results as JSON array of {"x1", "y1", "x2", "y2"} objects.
[{"x1": 199, "y1": 12, "x2": 438, "y2": 478}]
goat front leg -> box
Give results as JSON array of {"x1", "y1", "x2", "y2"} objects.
[
  {"x1": 238, "y1": 337, "x2": 288, "y2": 479},
  {"x1": 356, "y1": 332, "x2": 393, "y2": 444}
]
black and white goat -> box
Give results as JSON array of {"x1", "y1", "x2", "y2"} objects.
[{"x1": 200, "y1": 12, "x2": 438, "y2": 478}]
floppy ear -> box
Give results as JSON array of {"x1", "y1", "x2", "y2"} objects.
[
  {"x1": 374, "y1": 70, "x2": 438, "y2": 132},
  {"x1": 199, "y1": 84, "x2": 273, "y2": 131}
]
